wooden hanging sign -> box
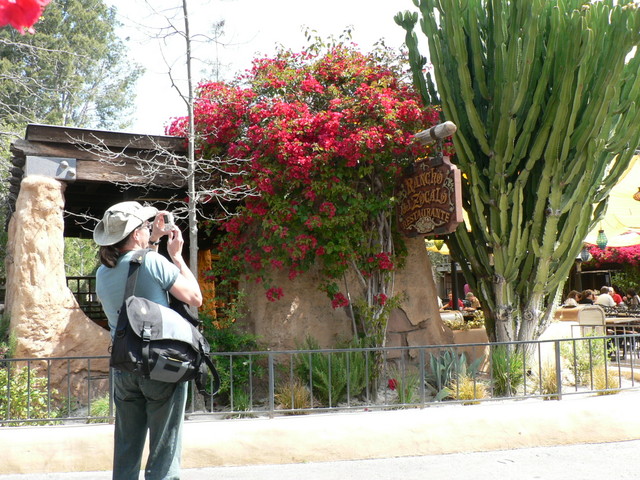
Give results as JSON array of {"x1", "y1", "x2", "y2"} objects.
[{"x1": 398, "y1": 156, "x2": 463, "y2": 237}]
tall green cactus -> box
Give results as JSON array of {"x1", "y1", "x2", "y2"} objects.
[{"x1": 396, "y1": 1, "x2": 640, "y2": 343}]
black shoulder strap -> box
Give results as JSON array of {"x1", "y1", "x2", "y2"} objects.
[
  {"x1": 123, "y1": 249, "x2": 149, "y2": 302},
  {"x1": 194, "y1": 354, "x2": 221, "y2": 397}
]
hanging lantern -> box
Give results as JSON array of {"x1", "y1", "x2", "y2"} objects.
[
  {"x1": 434, "y1": 239, "x2": 445, "y2": 251},
  {"x1": 579, "y1": 245, "x2": 591, "y2": 262},
  {"x1": 596, "y1": 229, "x2": 608, "y2": 250},
  {"x1": 633, "y1": 187, "x2": 640, "y2": 202}
]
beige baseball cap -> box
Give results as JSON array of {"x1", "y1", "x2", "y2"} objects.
[{"x1": 93, "y1": 201, "x2": 158, "y2": 246}]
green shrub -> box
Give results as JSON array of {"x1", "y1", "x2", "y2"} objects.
[
  {"x1": 205, "y1": 322, "x2": 264, "y2": 404},
  {"x1": 560, "y1": 336, "x2": 610, "y2": 386},
  {"x1": 491, "y1": 345, "x2": 525, "y2": 397},
  {"x1": 294, "y1": 337, "x2": 370, "y2": 406},
  {"x1": 426, "y1": 349, "x2": 483, "y2": 401},
  {"x1": 0, "y1": 365, "x2": 60, "y2": 426},
  {"x1": 87, "y1": 395, "x2": 112, "y2": 424}
]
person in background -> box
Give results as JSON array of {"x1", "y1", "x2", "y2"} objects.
[
  {"x1": 93, "y1": 201, "x2": 202, "y2": 480},
  {"x1": 610, "y1": 286, "x2": 623, "y2": 305},
  {"x1": 563, "y1": 290, "x2": 580, "y2": 307},
  {"x1": 578, "y1": 289, "x2": 595, "y2": 305},
  {"x1": 594, "y1": 286, "x2": 616, "y2": 307},
  {"x1": 444, "y1": 291, "x2": 464, "y2": 310},
  {"x1": 464, "y1": 292, "x2": 481, "y2": 310},
  {"x1": 625, "y1": 288, "x2": 640, "y2": 308}
]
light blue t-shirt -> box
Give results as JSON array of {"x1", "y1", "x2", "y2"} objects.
[{"x1": 96, "y1": 250, "x2": 180, "y2": 336}]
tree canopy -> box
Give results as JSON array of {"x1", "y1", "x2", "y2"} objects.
[
  {"x1": 0, "y1": 0, "x2": 142, "y2": 129},
  {"x1": 397, "y1": 0, "x2": 640, "y2": 342}
]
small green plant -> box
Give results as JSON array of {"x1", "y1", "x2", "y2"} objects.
[
  {"x1": 491, "y1": 345, "x2": 525, "y2": 397},
  {"x1": 294, "y1": 336, "x2": 370, "y2": 406},
  {"x1": 274, "y1": 378, "x2": 312, "y2": 414},
  {"x1": 87, "y1": 395, "x2": 112, "y2": 424},
  {"x1": 387, "y1": 365, "x2": 420, "y2": 406},
  {"x1": 449, "y1": 374, "x2": 488, "y2": 405},
  {"x1": 0, "y1": 365, "x2": 60, "y2": 426},
  {"x1": 0, "y1": 314, "x2": 16, "y2": 359},
  {"x1": 426, "y1": 349, "x2": 483, "y2": 401},
  {"x1": 441, "y1": 310, "x2": 485, "y2": 331},
  {"x1": 560, "y1": 335, "x2": 610, "y2": 386}
]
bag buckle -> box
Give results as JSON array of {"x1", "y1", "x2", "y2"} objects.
[{"x1": 142, "y1": 325, "x2": 151, "y2": 342}]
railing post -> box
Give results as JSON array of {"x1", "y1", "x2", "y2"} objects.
[
  {"x1": 419, "y1": 348, "x2": 426, "y2": 405},
  {"x1": 554, "y1": 340, "x2": 563, "y2": 400},
  {"x1": 268, "y1": 352, "x2": 275, "y2": 418}
]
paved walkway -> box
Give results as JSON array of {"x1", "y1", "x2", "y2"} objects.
[
  {"x1": 2, "y1": 390, "x2": 640, "y2": 478},
  {"x1": 2, "y1": 440, "x2": 640, "y2": 480}
]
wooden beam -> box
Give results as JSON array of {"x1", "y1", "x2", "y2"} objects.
[
  {"x1": 76, "y1": 159, "x2": 187, "y2": 187},
  {"x1": 25, "y1": 124, "x2": 186, "y2": 152},
  {"x1": 11, "y1": 139, "x2": 187, "y2": 187}
]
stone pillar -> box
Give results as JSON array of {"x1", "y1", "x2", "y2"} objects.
[{"x1": 5, "y1": 175, "x2": 110, "y2": 397}]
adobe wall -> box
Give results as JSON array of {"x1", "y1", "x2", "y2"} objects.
[{"x1": 238, "y1": 236, "x2": 452, "y2": 351}]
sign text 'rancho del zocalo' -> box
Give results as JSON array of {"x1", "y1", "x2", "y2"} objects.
[{"x1": 398, "y1": 156, "x2": 463, "y2": 237}]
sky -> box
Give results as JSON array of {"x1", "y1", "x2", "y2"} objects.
[{"x1": 106, "y1": 0, "x2": 422, "y2": 135}]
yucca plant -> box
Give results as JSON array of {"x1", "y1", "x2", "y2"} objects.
[
  {"x1": 294, "y1": 337, "x2": 369, "y2": 406},
  {"x1": 426, "y1": 349, "x2": 483, "y2": 401}
]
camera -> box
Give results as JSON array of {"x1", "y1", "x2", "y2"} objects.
[{"x1": 162, "y1": 213, "x2": 174, "y2": 232}]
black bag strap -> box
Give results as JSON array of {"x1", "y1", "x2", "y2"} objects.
[
  {"x1": 194, "y1": 354, "x2": 221, "y2": 397},
  {"x1": 124, "y1": 250, "x2": 146, "y2": 300}
]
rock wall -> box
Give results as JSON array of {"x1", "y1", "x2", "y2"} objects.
[
  {"x1": 239, "y1": 235, "x2": 452, "y2": 352},
  {"x1": 5, "y1": 175, "x2": 110, "y2": 398}
]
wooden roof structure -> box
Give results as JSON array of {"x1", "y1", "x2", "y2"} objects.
[{"x1": 8, "y1": 124, "x2": 189, "y2": 239}]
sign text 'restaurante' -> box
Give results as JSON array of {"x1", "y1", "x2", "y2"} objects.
[{"x1": 398, "y1": 157, "x2": 463, "y2": 236}]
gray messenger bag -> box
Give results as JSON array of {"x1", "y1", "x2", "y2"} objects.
[{"x1": 109, "y1": 249, "x2": 220, "y2": 397}]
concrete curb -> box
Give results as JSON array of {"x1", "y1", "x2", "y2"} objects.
[{"x1": 2, "y1": 391, "x2": 640, "y2": 475}]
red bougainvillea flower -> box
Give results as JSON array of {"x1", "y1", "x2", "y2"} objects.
[
  {"x1": 374, "y1": 293, "x2": 388, "y2": 306},
  {"x1": 331, "y1": 292, "x2": 349, "y2": 309},
  {"x1": 265, "y1": 287, "x2": 284, "y2": 302},
  {"x1": 169, "y1": 44, "x2": 447, "y2": 305},
  {"x1": 388, "y1": 378, "x2": 397, "y2": 391},
  {"x1": 586, "y1": 244, "x2": 640, "y2": 268},
  {"x1": 0, "y1": 0, "x2": 50, "y2": 34}
]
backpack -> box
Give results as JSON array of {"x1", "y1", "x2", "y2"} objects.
[{"x1": 109, "y1": 249, "x2": 220, "y2": 396}]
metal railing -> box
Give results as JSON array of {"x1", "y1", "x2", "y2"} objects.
[
  {"x1": 66, "y1": 276, "x2": 107, "y2": 327},
  {"x1": 2, "y1": 332, "x2": 640, "y2": 425}
]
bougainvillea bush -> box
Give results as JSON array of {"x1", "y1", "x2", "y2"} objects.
[
  {"x1": 168, "y1": 43, "x2": 443, "y2": 345},
  {"x1": 586, "y1": 244, "x2": 640, "y2": 268},
  {"x1": 585, "y1": 244, "x2": 640, "y2": 294}
]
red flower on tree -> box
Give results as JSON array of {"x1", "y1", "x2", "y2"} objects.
[{"x1": 0, "y1": 0, "x2": 50, "y2": 34}]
